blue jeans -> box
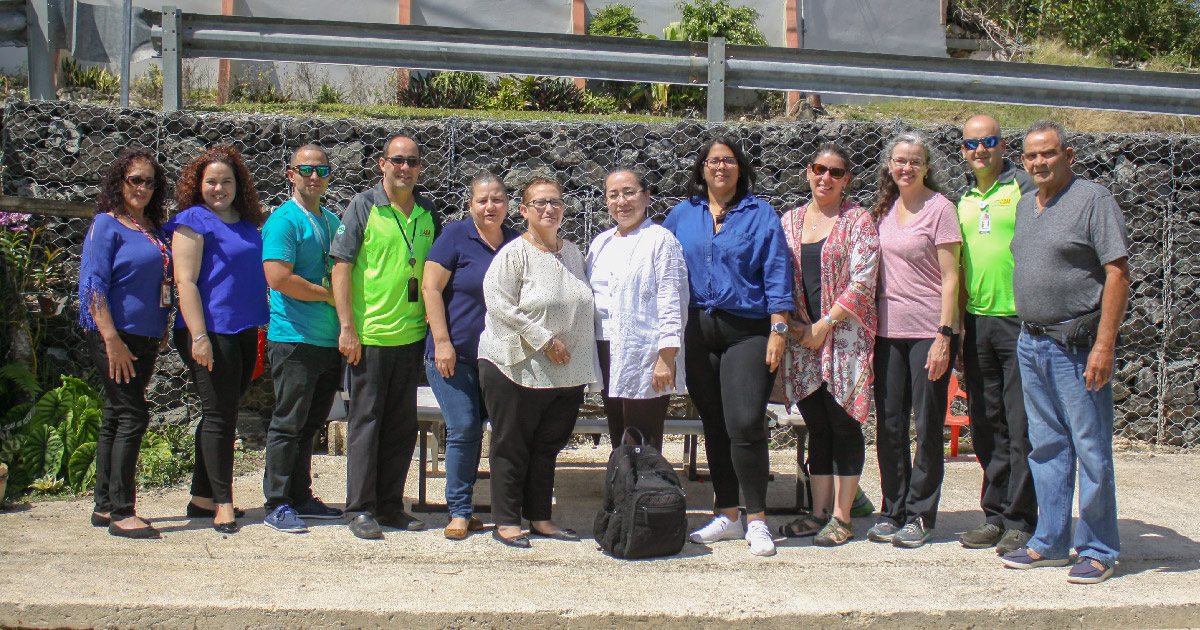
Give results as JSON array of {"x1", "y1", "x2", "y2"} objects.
[
  {"x1": 424, "y1": 358, "x2": 485, "y2": 519},
  {"x1": 1017, "y1": 330, "x2": 1119, "y2": 565}
]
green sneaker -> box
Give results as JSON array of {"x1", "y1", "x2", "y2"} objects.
[{"x1": 850, "y1": 486, "x2": 875, "y2": 518}]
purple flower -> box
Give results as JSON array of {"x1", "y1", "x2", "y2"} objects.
[{"x1": 0, "y1": 211, "x2": 31, "y2": 228}]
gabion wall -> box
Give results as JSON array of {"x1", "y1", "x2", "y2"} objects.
[{"x1": 2, "y1": 100, "x2": 1195, "y2": 449}]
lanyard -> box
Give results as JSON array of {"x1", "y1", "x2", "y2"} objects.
[
  {"x1": 125, "y1": 213, "x2": 171, "y2": 281},
  {"x1": 298, "y1": 205, "x2": 332, "y2": 258},
  {"x1": 389, "y1": 207, "x2": 418, "y2": 267}
]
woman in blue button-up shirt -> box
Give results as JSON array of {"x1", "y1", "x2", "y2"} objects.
[{"x1": 663, "y1": 136, "x2": 793, "y2": 557}]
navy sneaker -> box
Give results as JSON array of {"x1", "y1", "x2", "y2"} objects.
[
  {"x1": 1001, "y1": 546, "x2": 1071, "y2": 569},
  {"x1": 264, "y1": 504, "x2": 308, "y2": 534},
  {"x1": 293, "y1": 497, "x2": 344, "y2": 520},
  {"x1": 1067, "y1": 558, "x2": 1114, "y2": 584}
]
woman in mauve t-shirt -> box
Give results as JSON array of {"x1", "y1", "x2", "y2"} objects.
[{"x1": 867, "y1": 131, "x2": 961, "y2": 549}]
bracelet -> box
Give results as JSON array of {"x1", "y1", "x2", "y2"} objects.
[{"x1": 192, "y1": 332, "x2": 208, "y2": 343}]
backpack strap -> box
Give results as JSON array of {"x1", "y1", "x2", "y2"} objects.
[{"x1": 620, "y1": 427, "x2": 649, "y2": 448}]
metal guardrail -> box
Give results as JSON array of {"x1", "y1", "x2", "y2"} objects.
[{"x1": 147, "y1": 6, "x2": 1200, "y2": 120}]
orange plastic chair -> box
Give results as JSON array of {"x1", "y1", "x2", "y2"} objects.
[{"x1": 945, "y1": 373, "x2": 970, "y2": 458}]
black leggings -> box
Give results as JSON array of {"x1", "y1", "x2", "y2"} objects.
[
  {"x1": 175, "y1": 327, "x2": 258, "y2": 505},
  {"x1": 684, "y1": 308, "x2": 775, "y2": 515},
  {"x1": 597, "y1": 340, "x2": 670, "y2": 451},
  {"x1": 796, "y1": 384, "x2": 865, "y2": 476},
  {"x1": 90, "y1": 329, "x2": 159, "y2": 519}
]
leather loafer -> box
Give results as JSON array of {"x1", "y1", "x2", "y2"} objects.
[
  {"x1": 91, "y1": 512, "x2": 111, "y2": 527},
  {"x1": 530, "y1": 527, "x2": 581, "y2": 542},
  {"x1": 492, "y1": 529, "x2": 532, "y2": 548},
  {"x1": 109, "y1": 522, "x2": 161, "y2": 539},
  {"x1": 187, "y1": 502, "x2": 246, "y2": 519},
  {"x1": 212, "y1": 520, "x2": 239, "y2": 534},
  {"x1": 467, "y1": 517, "x2": 485, "y2": 531},
  {"x1": 377, "y1": 510, "x2": 426, "y2": 531},
  {"x1": 348, "y1": 514, "x2": 384, "y2": 540}
]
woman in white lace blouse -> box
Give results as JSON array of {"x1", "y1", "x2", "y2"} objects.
[
  {"x1": 586, "y1": 169, "x2": 688, "y2": 451},
  {"x1": 478, "y1": 176, "x2": 599, "y2": 549}
]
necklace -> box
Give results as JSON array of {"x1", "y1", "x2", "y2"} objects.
[
  {"x1": 527, "y1": 231, "x2": 562, "y2": 259},
  {"x1": 806, "y1": 202, "x2": 840, "y2": 231}
]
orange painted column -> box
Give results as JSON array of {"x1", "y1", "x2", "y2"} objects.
[
  {"x1": 216, "y1": 0, "x2": 233, "y2": 104},
  {"x1": 785, "y1": 0, "x2": 800, "y2": 111},
  {"x1": 397, "y1": 0, "x2": 411, "y2": 89},
  {"x1": 572, "y1": 0, "x2": 586, "y2": 89}
]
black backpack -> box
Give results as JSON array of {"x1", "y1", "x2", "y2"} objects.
[{"x1": 593, "y1": 429, "x2": 688, "y2": 559}]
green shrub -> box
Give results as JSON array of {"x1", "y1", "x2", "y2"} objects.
[
  {"x1": 587, "y1": 4, "x2": 646, "y2": 37},
  {"x1": 398, "y1": 71, "x2": 487, "y2": 109},
  {"x1": 316, "y1": 83, "x2": 344, "y2": 104},
  {"x1": 485, "y1": 76, "x2": 526, "y2": 111},
  {"x1": 676, "y1": 0, "x2": 768, "y2": 46},
  {"x1": 1, "y1": 375, "x2": 101, "y2": 499},
  {"x1": 60, "y1": 58, "x2": 120, "y2": 95},
  {"x1": 137, "y1": 424, "x2": 195, "y2": 489},
  {"x1": 582, "y1": 90, "x2": 619, "y2": 114},
  {"x1": 520, "y1": 76, "x2": 588, "y2": 112}
]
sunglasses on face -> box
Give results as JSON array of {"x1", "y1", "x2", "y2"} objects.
[
  {"x1": 290, "y1": 164, "x2": 331, "y2": 178},
  {"x1": 384, "y1": 156, "x2": 421, "y2": 168},
  {"x1": 124, "y1": 176, "x2": 157, "y2": 189},
  {"x1": 810, "y1": 163, "x2": 848, "y2": 178},
  {"x1": 962, "y1": 135, "x2": 1001, "y2": 150}
]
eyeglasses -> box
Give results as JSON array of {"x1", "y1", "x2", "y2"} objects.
[
  {"x1": 962, "y1": 136, "x2": 1001, "y2": 150},
  {"x1": 810, "y1": 164, "x2": 848, "y2": 178},
  {"x1": 124, "y1": 176, "x2": 157, "y2": 189},
  {"x1": 289, "y1": 164, "x2": 331, "y2": 178},
  {"x1": 525, "y1": 198, "x2": 566, "y2": 210},
  {"x1": 384, "y1": 156, "x2": 421, "y2": 168},
  {"x1": 704, "y1": 157, "x2": 738, "y2": 168},
  {"x1": 890, "y1": 157, "x2": 926, "y2": 169},
  {"x1": 606, "y1": 188, "x2": 644, "y2": 202}
]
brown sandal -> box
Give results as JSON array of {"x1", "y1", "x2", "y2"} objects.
[
  {"x1": 814, "y1": 517, "x2": 854, "y2": 547},
  {"x1": 779, "y1": 514, "x2": 828, "y2": 538},
  {"x1": 445, "y1": 517, "x2": 486, "y2": 540}
]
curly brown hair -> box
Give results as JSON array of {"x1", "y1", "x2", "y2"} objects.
[
  {"x1": 173, "y1": 145, "x2": 263, "y2": 226},
  {"x1": 96, "y1": 148, "x2": 168, "y2": 228}
]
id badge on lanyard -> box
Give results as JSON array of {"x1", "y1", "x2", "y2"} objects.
[{"x1": 978, "y1": 200, "x2": 991, "y2": 235}]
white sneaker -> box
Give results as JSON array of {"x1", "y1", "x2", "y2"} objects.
[
  {"x1": 689, "y1": 514, "x2": 744, "y2": 544},
  {"x1": 746, "y1": 519, "x2": 777, "y2": 556}
]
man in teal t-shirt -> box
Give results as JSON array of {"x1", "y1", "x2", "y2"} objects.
[
  {"x1": 955, "y1": 115, "x2": 1039, "y2": 555},
  {"x1": 330, "y1": 135, "x2": 441, "y2": 540},
  {"x1": 261, "y1": 144, "x2": 345, "y2": 533}
]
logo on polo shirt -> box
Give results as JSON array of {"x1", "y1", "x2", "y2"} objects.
[
  {"x1": 997, "y1": 198, "x2": 1012, "y2": 205},
  {"x1": 336, "y1": 225, "x2": 346, "y2": 234},
  {"x1": 421, "y1": 229, "x2": 432, "y2": 237}
]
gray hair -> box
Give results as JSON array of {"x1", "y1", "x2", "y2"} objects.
[
  {"x1": 870, "y1": 130, "x2": 945, "y2": 219},
  {"x1": 1025, "y1": 120, "x2": 1072, "y2": 150}
]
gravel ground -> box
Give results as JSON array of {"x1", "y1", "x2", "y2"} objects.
[{"x1": 0, "y1": 443, "x2": 1197, "y2": 629}]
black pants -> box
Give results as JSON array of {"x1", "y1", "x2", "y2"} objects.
[
  {"x1": 344, "y1": 341, "x2": 423, "y2": 517},
  {"x1": 597, "y1": 340, "x2": 670, "y2": 451},
  {"x1": 479, "y1": 360, "x2": 585, "y2": 527},
  {"x1": 796, "y1": 384, "x2": 865, "y2": 477},
  {"x1": 90, "y1": 329, "x2": 160, "y2": 519},
  {"x1": 873, "y1": 335, "x2": 958, "y2": 528},
  {"x1": 684, "y1": 308, "x2": 775, "y2": 515},
  {"x1": 263, "y1": 341, "x2": 342, "y2": 511},
  {"x1": 963, "y1": 313, "x2": 1037, "y2": 532},
  {"x1": 175, "y1": 327, "x2": 258, "y2": 505}
]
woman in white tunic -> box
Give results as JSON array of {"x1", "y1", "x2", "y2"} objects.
[{"x1": 586, "y1": 169, "x2": 688, "y2": 451}]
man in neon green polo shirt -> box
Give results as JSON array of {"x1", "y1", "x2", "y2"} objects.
[
  {"x1": 956, "y1": 114, "x2": 1040, "y2": 555},
  {"x1": 330, "y1": 135, "x2": 441, "y2": 539}
]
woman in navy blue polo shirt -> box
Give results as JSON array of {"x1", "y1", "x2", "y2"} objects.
[
  {"x1": 422, "y1": 171, "x2": 519, "y2": 540},
  {"x1": 663, "y1": 136, "x2": 793, "y2": 557}
]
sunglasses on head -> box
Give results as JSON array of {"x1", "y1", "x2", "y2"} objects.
[
  {"x1": 810, "y1": 163, "x2": 848, "y2": 178},
  {"x1": 962, "y1": 135, "x2": 1000, "y2": 150},
  {"x1": 289, "y1": 164, "x2": 331, "y2": 177},
  {"x1": 384, "y1": 156, "x2": 421, "y2": 168},
  {"x1": 124, "y1": 176, "x2": 157, "y2": 189}
]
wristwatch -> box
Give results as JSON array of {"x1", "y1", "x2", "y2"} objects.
[
  {"x1": 770, "y1": 322, "x2": 788, "y2": 335},
  {"x1": 822, "y1": 314, "x2": 841, "y2": 327},
  {"x1": 937, "y1": 325, "x2": 954, "y2": 337}
]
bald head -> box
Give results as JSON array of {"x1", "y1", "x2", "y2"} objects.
[{"x1": 961, "y1": 114, "x2": 1006, "y2": 181}]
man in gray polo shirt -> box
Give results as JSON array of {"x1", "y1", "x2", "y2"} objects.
[{"x1": 1000, "y1": 120, "x2": 1129, "y2": 585}]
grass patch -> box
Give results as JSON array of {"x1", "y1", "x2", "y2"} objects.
[
  {"x1": 828, "y1": 99, "x2": 1200, "y2": 134},
  {"x1": 198, "y1": 101, "x2": 676, "y2": 123}
]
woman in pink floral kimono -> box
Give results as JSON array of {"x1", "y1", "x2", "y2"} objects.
[{"x1": 779, "y1": 143, "x2": 879, "y2": 547}]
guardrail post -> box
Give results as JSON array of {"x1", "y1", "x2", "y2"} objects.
[
  {"x1": 161, "y1": 5, "x2": 182, "y2": 111},
  {"x1": 706, "y1": 36, "x2": 725, "y2": 123},
  {"x1": 26, "y1": 0, "x2": 54, "y2": 100}
]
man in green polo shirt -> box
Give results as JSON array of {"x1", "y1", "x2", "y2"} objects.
[
  {"x1": 330, "y1": 135, "x2": 441, "y2": 540},
  {"x1": 956, "y1": 114, "x2": 1040, "y2": 555}
]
